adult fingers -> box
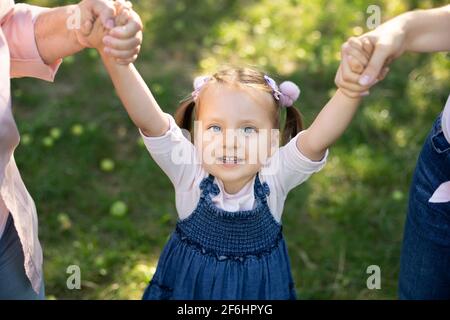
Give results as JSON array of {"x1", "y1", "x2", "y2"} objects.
[
  {"x1": 377, "y1": 66, "x2": 390, "y2": 81},
  {"x1": 358, "y1": 43, "x2": 390, "y2": 86},
  {"x1": 337, "y1": 75, "x2": 370, "y2": 93},
  {"x1": 79, "y1": 19, "x2": 94, "y2": 37},
  {"x1": 90, "y1": 0, "x2": 117, "y2": 29},
  {"x1": 114, "y1": 5, "x2": 130, "y2": 26}
]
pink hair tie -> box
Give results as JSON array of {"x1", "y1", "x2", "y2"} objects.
[
  {"x1": 264, "y1": 75, "x2": 301, "y2": 107},
  {"x1": 192, "y1": 75, "x2": 211, "y2": 100}
]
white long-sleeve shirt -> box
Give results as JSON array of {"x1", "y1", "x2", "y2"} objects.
[{"x1": 140, "y1": 113, "x2": 329, "y2": 223}]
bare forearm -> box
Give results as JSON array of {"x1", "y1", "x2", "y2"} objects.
[
  {"x1": 403, "y1": 5, "x2": 450, "y2": 52},
  {"x1": 34, "y1": 5, "x2": 84, "y2": 64},
  {"x1": 101, "y1": 53, "x2": 169, "y2": 137},
  {"x1": 297, "y1": 89, "x2": 361, "y2": 160}
]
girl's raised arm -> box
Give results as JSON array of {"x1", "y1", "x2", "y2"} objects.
[
  {"x1": 100, "y1": 57, "x2": 169, "y2": 137},
  {"x1": 297, "y1": 42, "x2": 372, "y2": 161},
  {"x1": 85, "y1": 10, "x2": 169, "y2": 137},
  {"x1": 297, "y1": 88, "x2": 361, "y2": 161}
]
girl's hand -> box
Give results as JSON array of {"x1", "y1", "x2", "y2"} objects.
[
  {"x1": 300, "y1": 37, "x2": 375, "y2": 160},
  {"x1": 82, "y1": 16, "x2": 108, "y2": 51}
]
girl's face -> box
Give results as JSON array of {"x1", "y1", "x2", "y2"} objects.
[{"x1": 194, "y1": 83, "x2": 279, "y2": 193}]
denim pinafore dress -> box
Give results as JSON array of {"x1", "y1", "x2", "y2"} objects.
[{"x1": 142, "y1": 172, "x2": 297, "y2": 300}]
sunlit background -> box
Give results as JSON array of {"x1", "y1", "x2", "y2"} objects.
[{"x1": 12, "y1": 0, "x2": 450, "y2": 299}]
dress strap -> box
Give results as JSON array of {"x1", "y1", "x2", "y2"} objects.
[
  {"x1": 254, "y1": 172, "x2": 271, "y2": 201},
  {"x1": 199, "y1": 174, "x2": 220, "y2": 197}
]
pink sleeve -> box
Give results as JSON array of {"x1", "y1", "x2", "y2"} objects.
[{"x1": 3, "y1": 3, "x2": 61, "y2": 81}]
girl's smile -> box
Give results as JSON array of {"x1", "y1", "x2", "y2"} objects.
[{"x1": 218, "y1": 156, "x2": 245, "y2": 166}]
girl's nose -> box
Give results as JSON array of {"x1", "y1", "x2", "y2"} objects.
[
  {"x1": 222, "y1": 129, "x2": 239, "y2": 148},
  {"x1": 221, "y1": 130, "x2": 242, "y2": 156}
]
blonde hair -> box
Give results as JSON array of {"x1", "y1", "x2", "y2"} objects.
[{"x1": 174, "y1": 67, "x2": 303, "y2": 146}]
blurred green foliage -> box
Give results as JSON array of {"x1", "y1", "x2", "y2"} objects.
[{"x1": 12, "y1": 0, "x2": 449, "y2": 299}]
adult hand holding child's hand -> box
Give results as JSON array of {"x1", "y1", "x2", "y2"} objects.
[
  {"x1": 76, "y1": 0, "x2": 142, "y2": 64},
  {"x1": 339, "y1": 6, "x2": 450, "y2": 89},
  {"x1": 334, "y1": 36, "x2": 386, "y2": 98}
]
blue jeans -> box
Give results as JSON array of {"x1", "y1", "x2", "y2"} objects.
[
  {"x1": 0, "y1": 213, "x2": 45, "y2": 300},
  {"x1": 399, "y1": 114, "x2": 450, "y2": 299}
]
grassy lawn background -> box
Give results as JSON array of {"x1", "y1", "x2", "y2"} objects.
[{"x1": 11, "y1": 0, "x2": 450, "y2": 299}]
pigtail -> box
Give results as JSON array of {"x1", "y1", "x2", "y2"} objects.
[
  {"x1": 174, "y1": 97, "x2": 196, "y2": 136},
  {"x1": 282, "y1": 106, "x2": 303, "y2": 146}
]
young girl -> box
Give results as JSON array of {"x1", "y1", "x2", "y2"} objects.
[{"x1": 88, "y1": 9, "x2": 373, "y2": 299}]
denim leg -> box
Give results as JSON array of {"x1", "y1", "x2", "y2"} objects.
[
  {"x1": 399, "y1": 115, "x2": 450, "y2": 299},
  {"x1": 399, "y1": 208, "x2": 450, "y2": 299},
  {"x1": 0, "y1": 214, "x2": 45, "y2": 300}
]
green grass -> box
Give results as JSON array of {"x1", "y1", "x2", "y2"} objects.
[{"x1": 11, "y1": 0, "x2": 450, "y2": 299}]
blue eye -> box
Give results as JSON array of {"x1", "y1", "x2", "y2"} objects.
[
  {"x1": 242, "y1": 127, "x2": 257, "y2": 135},
  {"x1": 208, "y1": 125, "x2": 221, "y2": 133}
]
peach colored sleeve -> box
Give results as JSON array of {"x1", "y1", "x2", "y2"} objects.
[{"x1": 2, "y1": 3, "x2": 62, "y2": 81}]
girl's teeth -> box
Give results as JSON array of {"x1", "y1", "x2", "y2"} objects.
[{"x1": 222, "y1": 156, "x2": 238, "y2": 164}]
